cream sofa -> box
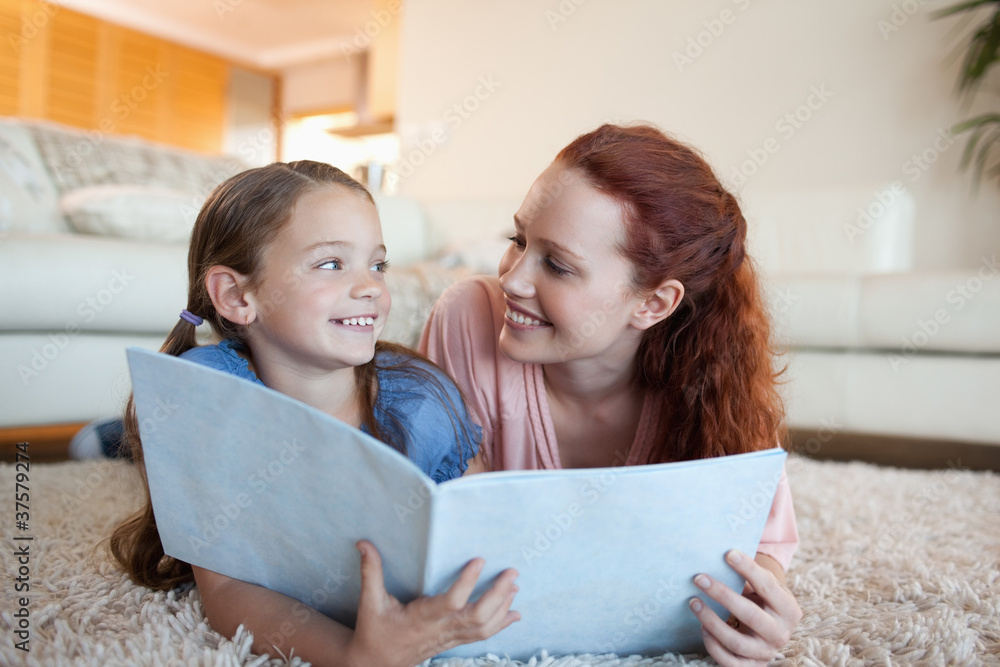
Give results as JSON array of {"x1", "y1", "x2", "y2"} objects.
[
  {"x1": 1, "y1": 118, "x2": 998, "y2": 451},
  {"x1": 0, "y1": 118, "x2": 466, "y2": 430}
]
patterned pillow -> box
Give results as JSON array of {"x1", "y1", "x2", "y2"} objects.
[
  {"x1": 0, "y1": 119, "x2": 70, "y2": 233},
  {"x1": 25, "y1": 120, "x2": 250, "y2": 199}
]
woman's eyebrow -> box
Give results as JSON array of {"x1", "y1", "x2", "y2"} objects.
[{"x1": 541, "y1": 238, "x2": 584, "y2": 261}]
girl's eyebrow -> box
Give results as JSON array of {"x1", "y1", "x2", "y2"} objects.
[{"x1": 304, "y1": 241, "x2": 387, "y2": 255}]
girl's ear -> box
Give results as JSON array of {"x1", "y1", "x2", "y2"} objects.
[
  {"x1": 205, "y1": 266, "x2": 256, "y2": 326},
  {"x1": 631, "y1": 279, "x2": 684, "y2": 331}
]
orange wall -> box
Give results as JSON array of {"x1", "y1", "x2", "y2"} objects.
[{"x1": 0, "y1": 0, "x2": 228, "y2": 154}]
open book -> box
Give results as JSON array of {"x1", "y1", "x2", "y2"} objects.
[{"x1": 127, "y1": 347, "x2": 787, "y2": 659}]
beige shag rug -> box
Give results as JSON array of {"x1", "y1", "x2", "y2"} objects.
[{"x1": 1, "y1": 454, "x2": 999, "y2": 667}]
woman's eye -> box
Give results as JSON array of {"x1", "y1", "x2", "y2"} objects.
[
  {"x1": 507, "y1": 235, "x2": 525, "y2": 249},
  {"x1": 371, "y1": 260, "x2": 391, "y2": 273},
  {"x1": 544, "y1": 257, "x2": 569, "y2": 276},
  {"x1": 318, "y1": 260, "x2": 341, "y2": 270}
]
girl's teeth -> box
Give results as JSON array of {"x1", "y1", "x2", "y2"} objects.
[{"x1": 340, "y1": 317, "x2": 375, "y2": 325}]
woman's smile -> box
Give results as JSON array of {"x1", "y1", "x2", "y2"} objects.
[{"x1": 504, "y1": 301, "x2": 552, "y2": 328}]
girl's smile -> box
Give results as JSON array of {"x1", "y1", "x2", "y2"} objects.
[{"x1": 245, "y1": 184, "x2": 391, "y2": 376}]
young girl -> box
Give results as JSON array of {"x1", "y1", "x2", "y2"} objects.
[
  {"x1": 420, "y1": 124, "x2": 801, "y2": 665},
  {"x1": 110, "y1": 160, "x2": 519, "y2": 667}
]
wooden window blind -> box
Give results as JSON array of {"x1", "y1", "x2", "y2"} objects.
[{"x1": 0, "y1": 0, "x2": 229, "y2": 154}]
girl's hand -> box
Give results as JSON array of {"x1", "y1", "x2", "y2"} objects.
[
  {"x1": 687, "y1": 550, "x2": 800, "y2": 666},
  {"x1": 347, "y1": 540, "x2": 520, "y2": 667}
]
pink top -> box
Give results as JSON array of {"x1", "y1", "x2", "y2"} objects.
[{"x1": 419, "y1": 275, "x2": 799, "y2": 570}]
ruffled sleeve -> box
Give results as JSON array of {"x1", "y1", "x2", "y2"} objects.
[{"x1": 374, "y1": 352, "x2": 482, "y2": 483}]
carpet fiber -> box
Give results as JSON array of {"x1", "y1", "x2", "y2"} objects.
[{"x1": 2, "y1": 455, "x2": 999, "y2": 666}]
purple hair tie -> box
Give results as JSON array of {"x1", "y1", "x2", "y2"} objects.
[{"x1": 179, "y1": 310, "x2": 203, "y2": 326}]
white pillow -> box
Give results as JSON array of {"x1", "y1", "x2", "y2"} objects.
[
  {"x1": 0, "y1": 120, "x2": 70, "y2": 233},
  {"x1": 60, "y1": 185, "x2": 201, "y2": 244}
]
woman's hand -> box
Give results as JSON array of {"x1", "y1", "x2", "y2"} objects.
[
  {"x1": 347, "y1": 540, "x2": 520, "y2": 667},
  {"x1": 687, "y1": 550, "x2": 800, "y2": 666}
]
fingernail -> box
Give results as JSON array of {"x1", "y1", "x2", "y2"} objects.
[
  {"x1": 689, "y1": 598, "x2": 703, "y2": 613},
  {"x1": 727, "y1": 550, "x2": 744, "y2": 565},
  {"x1": 694, "y1": 574, "x2": 711, "y2": 590}
]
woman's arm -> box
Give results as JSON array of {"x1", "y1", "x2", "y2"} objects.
[
  {"x1": 687, "y1": 549, "x2": 801, "y2": 667},
  {"x1": 195, "y1": 540, "x2": 520, "y2": 667}
]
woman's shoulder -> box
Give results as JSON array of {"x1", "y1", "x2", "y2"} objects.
[
  {"x1": 179, "y1": 339, "x2": 261, "y2": 385},
  {"x1": 436, "y1": 274, "x2": 505, "y2": 318}
]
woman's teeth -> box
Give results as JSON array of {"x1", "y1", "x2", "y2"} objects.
[
  {"x1": 338, "y1": 317, "x2": 375, "y2": 326},
  {"x1": 506, "y1": 307, "x2": 544, "y2": 326}
]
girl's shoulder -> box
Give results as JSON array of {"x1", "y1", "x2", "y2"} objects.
[
  {"x1": 374, "y1": 348, "x2": 454, "y2": 397},
  {"x1": 179, "y1": 339, "x2": 262, "y2": 385}
]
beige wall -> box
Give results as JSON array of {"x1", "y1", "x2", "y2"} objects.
[{"x1": 395, "y1": 0, "x2": 1000, "y2": 271}]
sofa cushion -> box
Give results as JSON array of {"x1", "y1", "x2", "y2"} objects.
[
  {"x1": 763, "y1": 273, "x2": 862, "y2": 349},
  {"x1": 743, "y1": 184, "x2": 915, "y2": 274},
  {"x1": 766, "y1": 264, "x2": 1000, "y2": 354},
  {"x1": 0, "y1": 119, "x2": 70, "y2": 234},
  {"x1": 60, "y1": 185, "x2": 197, "y2": 244},
  {"x1": 0, "y1": 232, "x2": 188, "y2": 333},
  {"x1": 857, "y1": 265, "x2": 1000, "y2": 354}
]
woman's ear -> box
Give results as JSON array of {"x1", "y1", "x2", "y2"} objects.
[
  {"x1": 205, "y1": 266, "x2": 256, "y2": 326},
  {"x1": 631, "y1": 279, "x2": 684, "y2": 331}
]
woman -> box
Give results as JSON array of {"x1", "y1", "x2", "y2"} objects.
[{"x1": 420, "y1": 123, "x2": 801, "y2": 666}]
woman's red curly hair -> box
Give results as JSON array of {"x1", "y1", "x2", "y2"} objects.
[{"x1": 556, "y1": 123, "x2": 785, "y2": 463}]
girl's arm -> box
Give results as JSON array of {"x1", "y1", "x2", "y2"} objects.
[
  {"x1": 686, "y1": 550, "x2": 801, "y2": 667},
  {"x1": 194, "y1": 540, "x2": 520, "y2": 667}
]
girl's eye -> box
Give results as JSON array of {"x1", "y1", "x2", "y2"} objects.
[
  {"x1": 507, "y1": 235, "x2": 525, "y2": 249},
  {"x1": 544, "y1": 257, "x2": 569, "y2": 276},
  {"x1": 318, "y1": 260, "x2": 341, "y2": 270},
  {"x1": 371, "y1": 260, "x2": 391, "y2": 273}
]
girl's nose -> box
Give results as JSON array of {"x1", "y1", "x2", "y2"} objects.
[{"x1": 352, "y1": 269, "x2": 384, "y2": 300}]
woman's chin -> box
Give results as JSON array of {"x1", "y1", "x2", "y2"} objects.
[{"x1": 499, "y1": 326, "x2": 552, "y2": 364}]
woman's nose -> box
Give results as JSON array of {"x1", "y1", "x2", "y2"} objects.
[{"x1": 498, "y1": 247, "x2": 534, "y2": 299}]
